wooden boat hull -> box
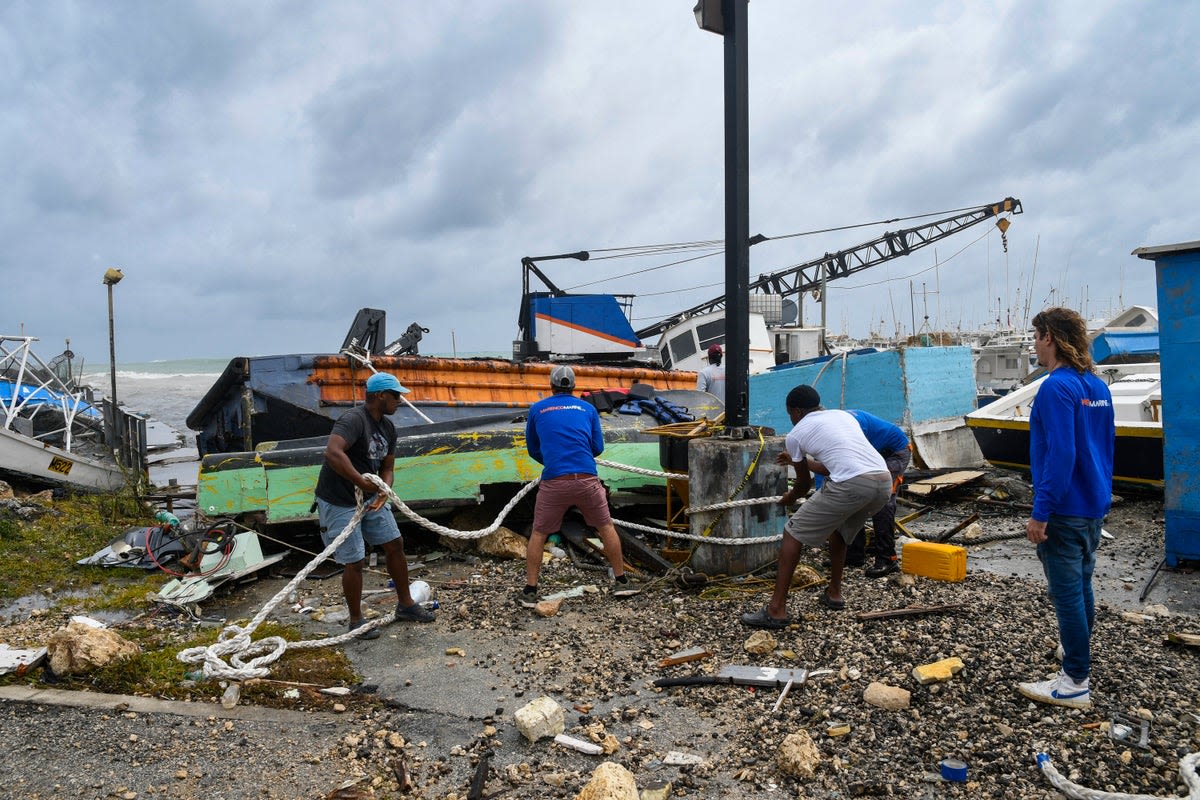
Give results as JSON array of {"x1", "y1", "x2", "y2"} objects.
[
  {"x1": 187, "y1": 354, "x2": 697, "y2": 456},
  {"x1": 197, "y1": 390, "x2": 721, "y2": 527}
]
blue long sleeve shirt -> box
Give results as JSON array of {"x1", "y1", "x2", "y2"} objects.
[
  {"x1": 525, "y1": 393, "x2": 604, "y2": 479},
  {"x1": 1029, "y1": 367, "x2": 1115, "y2": 522},
  {"x1": 848, "y1": 409, "x2": 909, "y2": 455}
]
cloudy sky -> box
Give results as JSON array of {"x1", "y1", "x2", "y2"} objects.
[{"x1": 2, "y1": 1, "x2": 1197, "y2": 364}]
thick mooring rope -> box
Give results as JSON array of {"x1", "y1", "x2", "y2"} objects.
[{"x1": 1036, "y1": 751, "x2": 1200, "y2": 800}]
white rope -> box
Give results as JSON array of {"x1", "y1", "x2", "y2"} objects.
[
  {"x1": 595, "y1": 458, "x2": 686, "y2": 480},
  {"x1": 614, "y1": 515, "x2": 784, "y2": 545},
  {"x1": 365, "y1": 473, "x2": 541, "y2": 539},
  {"x1": 1036, "y1": 751, "x2": 1200, "y2": 800},
  {"x1": 338, "y1": 350, "x2": 434, "y2": 424},
  {"x1": 177, "y1": 488, "x2": 410, "y2": 681},
  {"x1": 175, "y1": 454, "x2": 784, "y2": 680}
]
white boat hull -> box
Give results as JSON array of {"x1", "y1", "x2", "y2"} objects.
[{"x1": 0, "y1": 426, "x2": 127, "y2": 492}]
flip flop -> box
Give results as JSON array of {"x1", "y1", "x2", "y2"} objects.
[
  {"x1": 818, "y1": 592, "x2": 845, "y2": 611},
  {"x1": 740, "y1": 606, "x2": 792, "y2": 629}
]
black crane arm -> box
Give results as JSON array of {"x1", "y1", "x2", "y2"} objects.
[{"x1": 635, "y1": 197, "x2": 1022, "y2": 340}]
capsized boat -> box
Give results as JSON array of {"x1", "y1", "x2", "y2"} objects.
[
  {"x1": 964, "y1": 362, "x2": 1162, "y2": 490},
  {"x1": 187, "y1": 306, "x2": 698, "y2": 457},
  {"x1": 1, "y1": 335, "x2": 148, "y2": 492},
  {"x1": 196, "y1": 389, "x2": 722, "y2": 527},
  {"x1": 749, "y1": 345, "x2": 986, "y2": 469}
]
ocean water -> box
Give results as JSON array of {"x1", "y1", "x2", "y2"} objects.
[{"x1": 80, "y1": 358, "x2": 229, "y2": 440}]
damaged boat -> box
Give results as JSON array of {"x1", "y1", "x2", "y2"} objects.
[{"x1": 1, "y1": 336, "x2": 148, "y2": 492}]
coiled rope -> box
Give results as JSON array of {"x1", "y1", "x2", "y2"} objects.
[{"x1": 1035, "y1": 751, "x2": 1200, "y2": 800}]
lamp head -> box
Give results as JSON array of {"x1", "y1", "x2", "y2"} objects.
[{"x1": 103, "y1": 268, "x2": 124, "y2": 286}]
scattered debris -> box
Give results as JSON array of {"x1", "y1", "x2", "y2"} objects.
[
  {"x1": 514, "y1": 696, "x2": 564, "y2": 742},
  {"x1": 657, "y1": 646, "x2": 712, "y2": 667},
  {"x1": 912, "y1": 656, "x2": 966, "y2": 685},
  {"x1": 904, "y1": 470, "x2": 987, "y2": 498},
  {"x1": 553, "y1": 733, "x2": 602, "y2": 755},
  {"x1": 855, "y1": 603, "x2": 964, "y2": 621},
  {"x1": 1165, "y1": 631, "x2": 1200, "y2": 648},
  {"x1": 935, "y1": 512, "x2": 981, "y2": 543},
  {"x1": 663, "y1": 751, "x2": 705, "y2": 766},
  {"x1": 45, "y1": 619, "x2": 141, "y2": 675},
  {"x1": 777, "y1": 730, "x2": 822, "y2": 778},
  {"x1": 863, "y1": 681, "x2": 911, "y2": 710},
  {"x1": 577, "y1": 761, "x2": 638, "y2": 800},
  {"x1": 743, "y1": 630, "x2": 777, "y2": 655}
]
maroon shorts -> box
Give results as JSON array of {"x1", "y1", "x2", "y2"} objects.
[{"x1": 532, "y1": 474, "x2": 612, "y2": 533}]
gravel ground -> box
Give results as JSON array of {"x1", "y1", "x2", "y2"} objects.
[{"x1": 1, "y1": 488, "x2": 1198, "y2": 800}]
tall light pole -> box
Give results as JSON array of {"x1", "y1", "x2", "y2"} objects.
[
  {"x1": 695, "y1": 0, "x2": 750, "y2": 430},
  {"x1": 102, "y1": 267, "x2": 124, "y2": 413}
]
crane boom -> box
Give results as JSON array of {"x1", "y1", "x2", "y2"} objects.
[{"x1": 635, "y1": 197, "x2": 1022, "y2": 340}]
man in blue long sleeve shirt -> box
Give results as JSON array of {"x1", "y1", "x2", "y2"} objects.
[
  {"x1": 844, "y1": 410, "x2": 911, "y2": 577},
  {"x1": 521, "y1": 365, "x2": 628, "y2": 604},
  {"x1": 1018, "y1": 308, "x2": 1114, "y2": 710}
]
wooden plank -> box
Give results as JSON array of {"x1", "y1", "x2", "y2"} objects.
[
  {"x1": 855, "y1": 603, "x2": 964, "y2": 622},
  {"x1": 658, "y1": 647, "x2": 713, "y2": 668},
  {"x1": 904, "y1": 470, "x2": 988, "y2": 497}
]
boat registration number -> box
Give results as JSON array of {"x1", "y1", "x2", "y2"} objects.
[{"x1": 48, "y1": 456, "x2": 73, "y2": 475}]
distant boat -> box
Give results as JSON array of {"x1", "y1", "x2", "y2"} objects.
[{"x1": 0, "y1": 336, "x2": 148, "y2": 492}]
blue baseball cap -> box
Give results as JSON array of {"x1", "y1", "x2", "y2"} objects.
[{"x1": 366, "y1": 372, "x2": 409, "y2": 394}]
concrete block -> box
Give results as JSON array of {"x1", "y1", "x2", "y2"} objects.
[
  {"x1": 514, "y1": 696, "x2": 564, "y2": 742},
  {"x1": 912, "y1": 656, "x2": 965, "y2": 685}
]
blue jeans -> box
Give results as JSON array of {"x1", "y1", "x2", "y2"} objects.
[{"x1": 1037, "y1": 515, "x2": 1102, "y2": 681}]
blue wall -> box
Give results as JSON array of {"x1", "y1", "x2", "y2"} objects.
[{"x1": 1148, "y1": 247, "x2": 1200, "y2": 566}]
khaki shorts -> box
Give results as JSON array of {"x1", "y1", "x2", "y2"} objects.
[{"x1": 784, "y1": 472, "x2": 892, "y2": 546}]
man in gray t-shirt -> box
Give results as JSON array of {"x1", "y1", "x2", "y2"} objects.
[{"x1": 314, "y1": 372, "x2": 434, "y2": 639}]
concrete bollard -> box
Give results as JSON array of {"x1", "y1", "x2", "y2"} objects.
[{"x1": 686, "y1": 434, "x2": 789, "y2": 577}]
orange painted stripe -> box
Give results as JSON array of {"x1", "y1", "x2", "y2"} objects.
[{"x1": 534, "y1": 313, "x2": 640, "y2": 349}]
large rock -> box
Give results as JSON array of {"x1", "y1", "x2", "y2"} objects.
[
  {"x1": 575, "y1": 761, "x2": 638, "y2": 800},
  {"x1": 743, "y1": 630, "x2": 777, "y2": 655},
  {"x1": 863, "y1": 681, "x2": 911, "y2": 710},
  {"x1": 476, "y1": 527, "x2": 528, "y2": 560},
  {"x1": 776, "y1": 730, "x2": 822, "y2": 777},
  {"x1": 46, "y1": 620, "x2": 142, "y2": 675}
]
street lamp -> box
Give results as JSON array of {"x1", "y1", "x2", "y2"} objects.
[{"x1": 102, "y1": 267, "x2": 124, "y2": 414}]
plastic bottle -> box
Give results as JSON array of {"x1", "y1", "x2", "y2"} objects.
[
  {"x1": 409, "y1": 580, "x2": 431, "y2": 604},
  {"x1": 154, "y1": 510, "x2": 180, "y2": 528},
  {"x1": 221, "y1": 682, "x2": 240, "y2": 709}
]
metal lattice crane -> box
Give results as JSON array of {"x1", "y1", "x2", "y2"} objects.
[{"x1": 635, "y1": 197, "x2": 1022, "y2": 340}]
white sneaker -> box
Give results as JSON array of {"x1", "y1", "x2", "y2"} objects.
[{"x1": 1018, "y1": 670, "x2": 1091, "y2": 709}]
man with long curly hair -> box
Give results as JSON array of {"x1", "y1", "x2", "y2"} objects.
[{"x1": 1018, "y1": 307, "x2": 1115, "y2": 709}]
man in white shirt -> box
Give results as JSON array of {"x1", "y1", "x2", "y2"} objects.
[
  {"x1": 741, "y1": 384, "x2": 892, "y2": 628},
  {"x1": 696, "y1": 344, "x2": 726, "y2": 404}
]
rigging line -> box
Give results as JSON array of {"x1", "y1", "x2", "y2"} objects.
[
  {"x1": 750, "y1": 202, "x2": 993, "y2": 243},
  {"x1": 832, "y1": 227, "x2": 994, "y2": 291},
  {"x1": 588, "y1": 244, "x2": 724, "y2": 260},
  {"x1": 564, "y1": 250, "x2": 723, "y2": 291},
  {"x1": 630, "y1": 280, "x2": 725, "y2": 303},
  {"x1": 585, "y1": 239, "x2": 724, "y2": 255}
]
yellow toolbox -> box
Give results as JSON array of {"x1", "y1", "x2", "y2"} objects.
[{"x1": 901, "y1": 541, "x2": 967, "y2": 582}]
